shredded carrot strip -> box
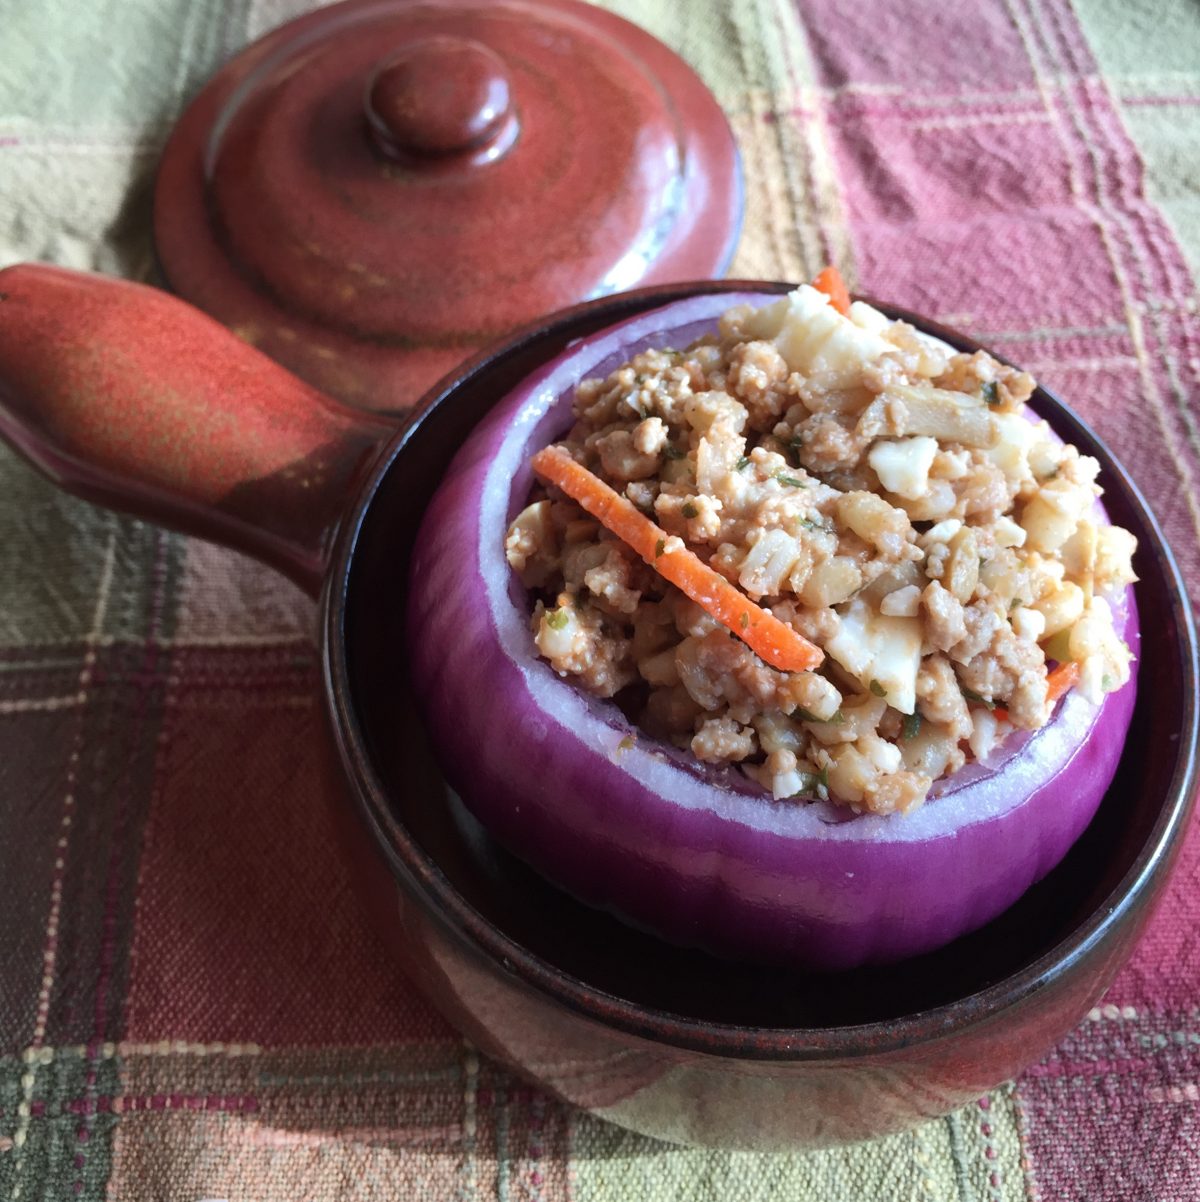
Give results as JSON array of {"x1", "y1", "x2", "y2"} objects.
[
  {"x1": 531, "y1": 446, "x2": 824, "y2": 673},
  {"x1": 991, "y1": 661, "x2": 1081, "y2": 723},
  {"x1": 1045, "y1": 659, "x2": 1081, "y2": 702},
  {"x1": 812, "y1": 265, "x2": 851, "y2": 316}
]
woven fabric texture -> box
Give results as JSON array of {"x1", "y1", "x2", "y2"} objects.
[{"x1": 1, "y1": 0, "x2": 1199, "y2": 1197}]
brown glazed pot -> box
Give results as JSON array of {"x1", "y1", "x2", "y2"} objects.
[
  {"x1": 153, "y1": 0, "x2": 744, "y2": 410},
  {"x1": 0, "y1": 265, "x2": 1195, "y2": 1149}
]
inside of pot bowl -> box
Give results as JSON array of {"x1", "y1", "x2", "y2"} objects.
[{"x1": 339, "y1": 284, "x2": 1191, "y2": 1032}]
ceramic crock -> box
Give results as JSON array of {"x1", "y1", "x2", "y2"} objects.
[{"x1": 0, "y1": 265, "x2": 1195, "y2": 1149}]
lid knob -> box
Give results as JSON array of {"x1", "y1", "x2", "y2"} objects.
[{"x1": 365, "y1": 36, "x2": 517, "y2": 162}]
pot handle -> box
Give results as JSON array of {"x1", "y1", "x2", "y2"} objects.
[{"x1": 0, "y1": 265, "x2": 396, "y2": 597}]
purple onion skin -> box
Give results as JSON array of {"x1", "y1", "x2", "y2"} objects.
[{"x1": 407, "y1": 294, "x2": 1140, "y2": 970}]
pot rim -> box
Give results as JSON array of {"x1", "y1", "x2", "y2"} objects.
[{"x1": 321, "y1": 279, "x2": 1200, "y2": 1061}]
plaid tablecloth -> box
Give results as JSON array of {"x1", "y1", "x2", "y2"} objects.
[{"x1": 3, "y1": 0, "x2": 1200, "y2": 1197}]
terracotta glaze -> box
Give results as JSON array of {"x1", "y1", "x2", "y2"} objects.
[
  {"x1": 0, "y1": 264, "x2": 1195, "y2": 1149},
  {"x1": 154, "y1": 0, "x2": 744, "y2": 411},
  {"x1": 0, "y1": 266, "x2": 392, "y2": 591},
  {"x1": 365, "y1": 36, "x2": 518, "y2": 162}
]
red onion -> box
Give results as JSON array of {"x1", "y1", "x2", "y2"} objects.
[{"x1": 407, "y1": 293, "x2": 1139, "y2": 969}]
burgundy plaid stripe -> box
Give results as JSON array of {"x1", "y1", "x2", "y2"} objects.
[{"x1": 2, "y1": 0, "x2": 1199, "y2": 1197}]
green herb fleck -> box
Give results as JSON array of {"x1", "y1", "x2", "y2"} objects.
[
  {"x1": 655, "y1": 538, "x2": 666, "y2": 558},
  {"x1": 792, "y1": 771, "x2": 827, "y2": 799},
  {"x1": 902, "y1": 711, "x2": 922, "y2": 740},
  {"x1": 961, "y1": 686, "x2": 995, "y2": 710},
  {"x1": 790, "y1": 766, "x2": 831, "y2": 797},
  {"x1": 617, "y1": 735, "x2": 636, "y2": 754},
  {"x1": 800, "y1": 517, "x2": 830, "y2": 533},
  {"x1": 736, "y1": 456, "x2": 751, "y2": 471},
  {"x1": 664, "y1": 445, "x2": 686, "y2": 460},
  {"x1": 1042, "y1": 628, "x2": 1074, "y2": 665},
  {"x1": 981, "y1": 380, "x2": 1000, "y2": 405},
  {"x1": 682, "y1": 502, "x2": 699, "y2": 519},
  {"x1": 739, "y1": 611, "x2": 750, "y2": 630},
  {"x1": 869, "y1": 679, "x2": 887, "y2": 698},
  {"x1": 1102, "y1": 673, "x2": 1115, "y2": 691},
  {"x1": 775, "y1": 472, "x2": 808, "y2": 488},
  {"x1": 546, "y1": 608, "x2": 569, "y2": 630}
]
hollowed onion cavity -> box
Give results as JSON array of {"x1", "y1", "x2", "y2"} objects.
[{"x1": 407, "y1": 293, "x2": 1138, "y2": 969}]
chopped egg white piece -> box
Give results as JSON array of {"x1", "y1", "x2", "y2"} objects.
[
  {"x1": 860, "y1": 732, "x2": 903, "y2": 773},
  {"x1": 1068, "y1": 595, "x2": 1133, "y2": 703},
  {"x1": 825, "y1": 597, "x2": 922, "y2": 715},
  {"x1": 868, "y1": 436, "x2": 939, "y2": 500},
  {"x1": 985, "y1": 412, "x2": 1039, "y2": 485},
  {"x1": 919, "y1": 518, "x2": 963, "y2": 548},
  {"x1": 993, "y1": 515, "x2": 1027, "y2": 548},
  {"x1": 535, "y1": 606, "x2": 583, "y2": 661},
  {"x1": 880, "y1": 584, "x2": 921, "y2": 617},
  {"x1": 848, "y1": 300, "x2": 891, "y2": 337},
  {"x1": 504, "y1": 500, "x2": 553, "y2": 571},
  {"x1": 1011, "y1": 606, "x2": 1046, "y2": 642},
  {"x1": 968, "y1": 708, "x2": 1011, "y2": 764},
  {"x1": 745, "y1": 286, "x2": 894, "y2": 388}
]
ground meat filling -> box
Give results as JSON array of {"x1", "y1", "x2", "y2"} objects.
[{"x1": 506, "y1": 287, "x2": 1138, "y2": 814}]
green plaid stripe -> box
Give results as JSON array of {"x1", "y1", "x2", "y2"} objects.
[{"x1": 1, "y1": 0, "x2": 1198, "y2": 1197}]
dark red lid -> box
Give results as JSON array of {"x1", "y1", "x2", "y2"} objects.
[{"x1": 154, "y1": 0, "x2": 743, "y2": 410}]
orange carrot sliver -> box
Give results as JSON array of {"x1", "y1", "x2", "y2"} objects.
[
  {"x1": 1046, "y1": 659, "x2": 1081, "y2": 702},
  {"x1": 531, "y1": 446, "x2": 824, "y2": 674},
  {"x1": 812, "y1": 265, "x2": 851, "y2": 316},
  {"x1": 991, "y1": 660, "x2": 1081, "y2": 723}
]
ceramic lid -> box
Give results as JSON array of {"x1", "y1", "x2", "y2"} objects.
[{"x1": 154, "y1": 0, "x2": 743, "y2": 411}]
